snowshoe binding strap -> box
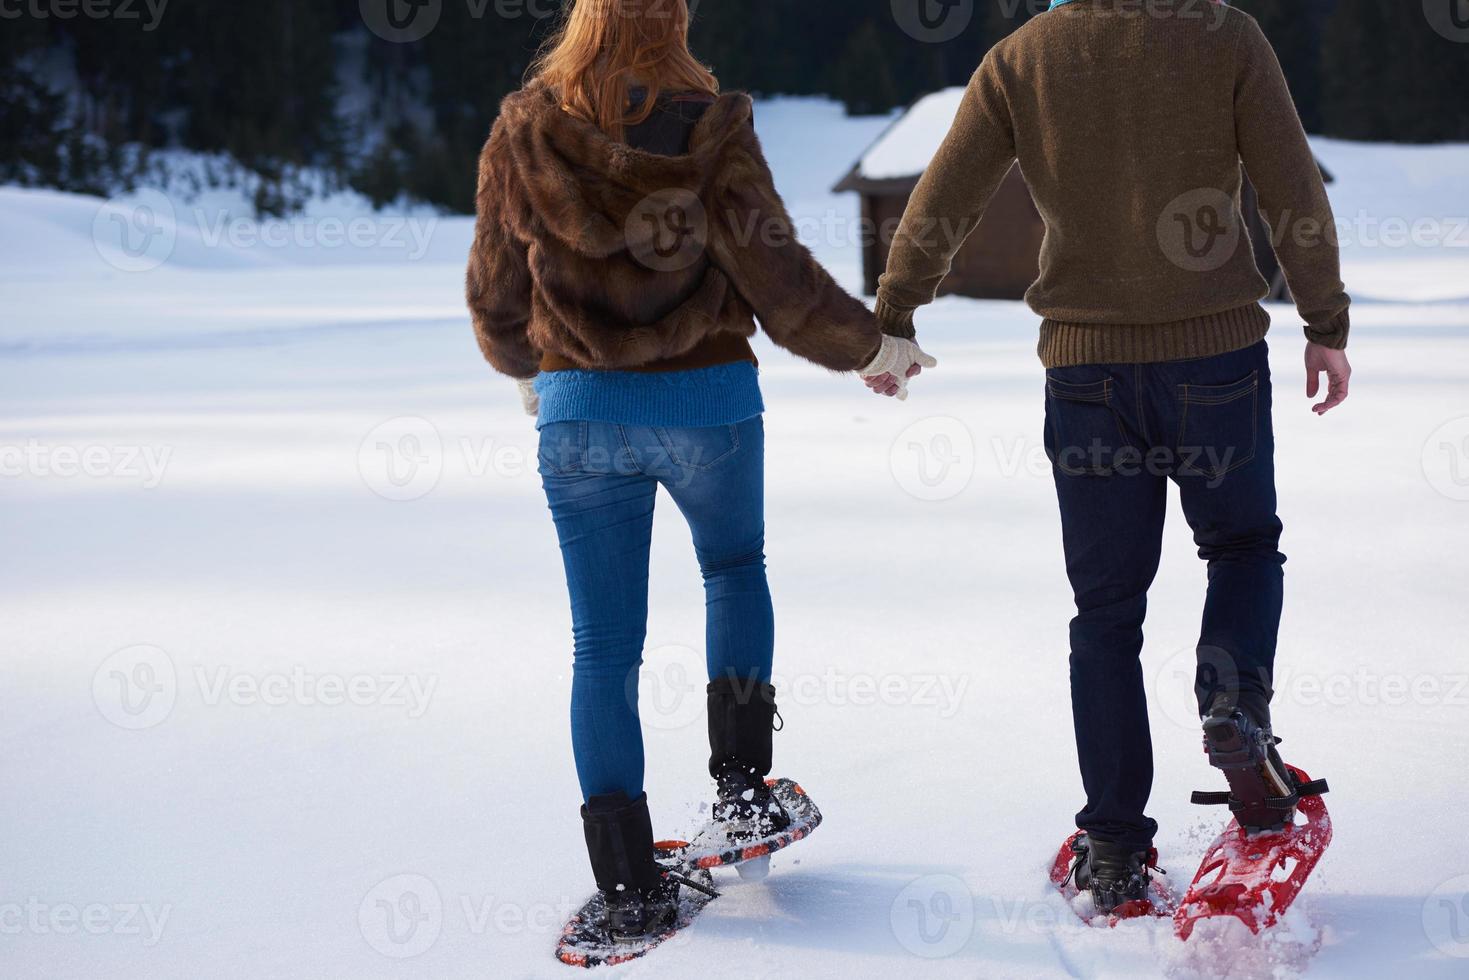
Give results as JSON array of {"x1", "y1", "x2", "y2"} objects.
[
  {"x1": 1060, "y1": 835, "x2": 1089, "y2": 889},
  {"x1": 1192, "y1": 774, "x2": 1330, "y2": 808},
  {"x1": 663, "y1": 869, "x2": 720, "y2": 899},
  {"x1": 1190, "y1": 790, "x2": 1233, "y2": 807},
  {"x1": 1192, "y1": 770, "x2": 1330, "y2": 834}
]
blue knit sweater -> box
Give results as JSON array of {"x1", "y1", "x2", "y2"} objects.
[{"x1": 535, "y1": 362, "x2": 765, "y2": 430}]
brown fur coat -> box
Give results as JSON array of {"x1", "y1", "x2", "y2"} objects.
[{"x1": 466, "y1": 81, "x2": 882, "y2": 379}]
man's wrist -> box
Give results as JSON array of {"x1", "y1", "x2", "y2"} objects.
[
  {"x1": 1305, "y1": 308, "x2": 1350, "y2": 350},
  {"x1": 875, "y1": 297, "x2": 917, "y2": 340}
]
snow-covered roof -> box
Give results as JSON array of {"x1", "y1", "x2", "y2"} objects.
[{"x1": 856, "y1": 87, "x2": 966, "y2": 181}]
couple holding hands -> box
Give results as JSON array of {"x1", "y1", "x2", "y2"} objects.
[{"x1": 468, "y1": 0, "x2": 1350, "y2": 942}]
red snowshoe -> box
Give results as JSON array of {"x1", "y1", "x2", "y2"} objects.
[
  {"x1": 1050, "y1": 831, "x2": 1175, "y2": 925},
  {"x1": 1174, "y1": 765, "x2": 1332, "y2": 939},
  {"x1": 1175, "y1": 706, "x2": 1333, "y2": 939}
]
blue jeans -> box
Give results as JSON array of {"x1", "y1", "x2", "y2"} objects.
[
  {"x1": 1044, "y1": 342, "x2": 1285, "y2": 850},
  {"x1": 538, "y1": 417, "x2": 773, "y2": 804}
]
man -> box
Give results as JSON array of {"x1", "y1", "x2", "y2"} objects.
[{"x1": 867, "y1": 0, "x2": 1350, "y2": 912}]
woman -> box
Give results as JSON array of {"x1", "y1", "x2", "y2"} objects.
[{"x1": 466, "y1": 0, "x2": 933, "y2": 941}]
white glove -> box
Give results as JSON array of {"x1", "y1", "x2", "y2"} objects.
[
  {"x1": 515, "y1": 377, "x2": 540, "y2": 417},
  {"x1": 859, "y1": 335, "x2": 938, "y2": 401}
]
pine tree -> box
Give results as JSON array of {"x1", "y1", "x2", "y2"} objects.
[
  {"x1": 985, "y1": 0, "x2": 1045, "y2": 44},
  {"x1": 1234, "y1": 0, "x2": 1329, "y2": 132},
  {"x1": 1322, "y1": 0, "x2": 1469, "y2": 141},
  {"x1": 833, "y1": 21, "x2": 900, "y2": 115},
  {"x1": 5, "y1": 0, "x2": 1468, "y2": 213}
]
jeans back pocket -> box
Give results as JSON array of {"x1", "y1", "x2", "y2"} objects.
[
  {"x1": 653, "y1": 424, "x2": 742, "y2": 472},
  {"x1": 1045, "y1": 376, "x2": 1134, "y2": 477},
  {"x1": 537, "y1": 421, "x2": 587, "y2": 476},
  {"x1": 1176, "y1": 371, "x2": 1258, "y2": 480}
]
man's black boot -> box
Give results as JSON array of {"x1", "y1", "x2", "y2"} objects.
[
  {"x1": 1065, "y1": 833, "x2": 1160, "y2": 914},
  {"x1": 1196, "y1": 691, "x2": 1329, "y2": 833}
]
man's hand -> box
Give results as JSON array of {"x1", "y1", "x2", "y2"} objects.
[
  {"x1": 1305, "y1": 342, "x2": 1351, "y2": 415},
  {"x1": 860, "y1": 335, "x2": 938, "y2": 401}
]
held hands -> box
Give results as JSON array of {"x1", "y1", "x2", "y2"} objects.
[
  {"x1": 1304, "y1": 342, "x2": 1351, "y2": 415},
  {"x1": 860, "y1": 335, "x2": 938, "y2": 401},
  {"x1": 516, "y1": 376, "x2": 540, "y2": 417}
]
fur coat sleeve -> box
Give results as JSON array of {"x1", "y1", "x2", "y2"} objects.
[
  {"x1": 465, "y1": 121, "x2": 541, "y2": 381},
  {"x1": 708, "y1": 116, "x2": 883, "y2": 373}
]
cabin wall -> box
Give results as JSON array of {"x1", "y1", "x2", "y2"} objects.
[
  {"x1": 859, "y1": 164, "x2": 1042, "y2": 302},
  {"x1": 945, "y1": 166, "x2": 1044, "y2": 301},
  {"x1": 862, "y1": 193, "x2": 910, "y2": 295}
]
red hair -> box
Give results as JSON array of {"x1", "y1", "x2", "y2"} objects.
[{"x1": 529, "y1": 0, "x2": 719, "y2": 140}]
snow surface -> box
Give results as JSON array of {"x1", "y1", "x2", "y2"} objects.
[{"x1": 3, "y1": 97, "x2": 1469, "y2": 979}]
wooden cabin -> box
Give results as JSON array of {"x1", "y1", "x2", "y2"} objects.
[{"x1": 834, "y1": 87, "x2": 1333, "y2": 304}]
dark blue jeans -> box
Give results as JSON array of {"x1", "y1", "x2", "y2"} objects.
[
  {"x1": 1044, "y1": 341, "x2": 1285, "y2": 850},
  {"x1": 538, "y1": 417, "x2": 773, "y2": 804}
]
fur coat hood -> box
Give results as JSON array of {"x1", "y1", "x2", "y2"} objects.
[
  {"x1": 491, "y1": 81, "x2": 755, "y2": 261},
  {"x1": 466, "y1": 80, "x2": 882, "y2": 378}
]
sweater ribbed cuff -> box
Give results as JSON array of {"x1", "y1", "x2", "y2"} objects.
[
  {"x1": 874, "y1": 297, "x2": 917, "y2": 339},
  {"x1": 1305, "y1": 308, "x2": 1350, "y2": 350}
]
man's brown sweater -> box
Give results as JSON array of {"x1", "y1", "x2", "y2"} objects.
[{"x1": 876, "y1": 0, "x2": 1351, "y2": 367}]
